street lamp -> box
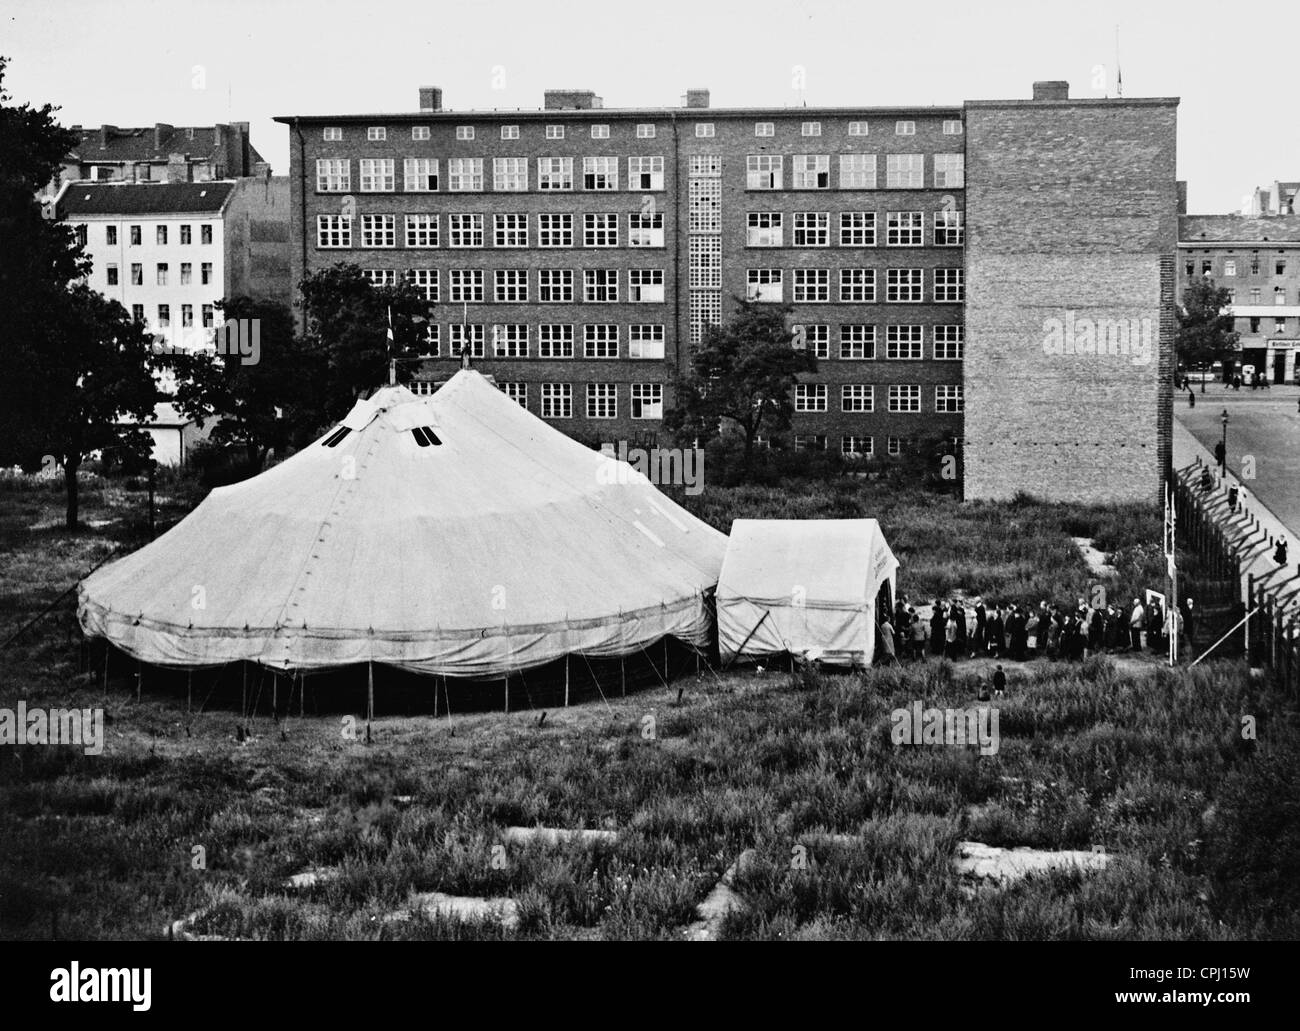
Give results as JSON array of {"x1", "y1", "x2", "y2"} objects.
[{"x1": 1220, "y1": 409, "x2": 1230, "y2": 474}]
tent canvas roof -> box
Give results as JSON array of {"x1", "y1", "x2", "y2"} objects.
[{"x1": 79, "y1": 371, "x2": 726, "y2": 677}]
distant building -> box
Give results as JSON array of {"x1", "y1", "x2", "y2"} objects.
[
  {"x1": 43, "y1": 122, "x2": 269, "y2": 202},
  {"x1": 1178, "y1": 214, "x2": 1300, "y2": 383},
  {"x1": 1243, "y1": 180, "x2": 1299, "y2": 216}
]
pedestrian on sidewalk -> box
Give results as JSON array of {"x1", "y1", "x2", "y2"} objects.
[
  {"x1": 1214, "y1": 440, "x2": 1226, "y2": 470},
  {"x1": 1199, "y1": 467, "x2": 1213, "y2": 493},
  {"x1": 1188, "y1": 389, "x2": 1196, "y2": 408},
  {"x1": 1274, "y1": 538, "x2": 1289, "y2": 566},
  {"x1": 992, "y1": 664, "x2": 1007, "y2": 697},
  {"x1": 1228, "y1": 485, "x2": 1238, "y2": 513}
]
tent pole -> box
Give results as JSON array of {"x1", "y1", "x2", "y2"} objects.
[
  {"x1": 366, "y1": 661, "x2": 374, "y2": 744},
  {"x1": 564, "y1": 654, "x2": 570, "y2": 707},
  {"x1": 433, "y1": 674, "x2": 439, "y2": 719},
  {"x1": 503, "y1": 670, "x2": 509, "y2": 715},
  {"x1": 240, "y1": 663, "x2": 247, "y2": 721},
  {"x1": 272, "y1": 672, "x2": 278, "y2": 719},
  {"x1": 103, "y1": 645, "x2": 109, "y2": 698},
  {"x1": 621, "y1": 656, "x2": 626, "y2": 697},
  {"x1": 664, "y1": 638, "x2": 669, "y2": 681},
  {"x1": 136, "y1": 659, "x2": 141, "y2": 702},
  {"x1": 187, "y1": 670, "x2": 192, "y2": 715},
  {"x1": 299, "y1": 671, "x2": 305, "y2": 718}
]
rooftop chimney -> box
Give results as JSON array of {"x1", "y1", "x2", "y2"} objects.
[
  {"x1": 98, "y1": 124, "x2": 117, "y2": 149},
  {"x1": 166, "y1": 153, "x2": 190, "y2": 184},
  {"x1": 685, "y1": 88, "x2": 710, "y2": 109},
  {"x1": 418, "y1": 86, "x2": 443, "y2": 111},
  {"x1": 153, "y1": 123, "x2": 173, "y2": 151},
  {"x1": 544, "y1": 89, "x2": 601, "y2": 110},
  {"x1": 1176, "y1": 180, "x2": 1187, "y2": 216},
  {"x1": 1032, "y1": 81, "x2": 1070, "y2": 101},
  {"x1": 214, "y1": 123, "x2": 225, "y2": 150}
]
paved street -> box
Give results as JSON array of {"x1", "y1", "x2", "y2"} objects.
[{"x1": 1176, "y1": 385, "x2": 1300, "y2": 538}]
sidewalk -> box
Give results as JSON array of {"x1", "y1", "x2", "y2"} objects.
[{"x1": 1172, "y1": 420, "x2": 1300, "y2": 616}]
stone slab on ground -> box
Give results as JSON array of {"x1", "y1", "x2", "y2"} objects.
[
  {"x1": 684, "y1": 848, "x2": 757, "y2": 941},
  {"x1": 955, "y1": 840, "x2": 1111, "y2": 887},
  {"x1": 386, "y1": 891, "x2": 520, "y2": 931},
  {"x1": 502, "y1": 826, "x2": 618, "y2": 846}
]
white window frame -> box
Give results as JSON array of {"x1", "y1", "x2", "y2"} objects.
[
  {"x1": 447, "y1": 157, "x2": 484, "y2": 192},
  {"x1": 794, "y1": 384, "x2": 828, "y2": 412}
]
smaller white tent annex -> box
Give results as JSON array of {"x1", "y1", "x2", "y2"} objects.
[{"x1": 717, "y1": 519, "x2": 899, "y2": 667}]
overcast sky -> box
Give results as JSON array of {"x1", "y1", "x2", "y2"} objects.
[{"x1": 4, "y1": 0, "x2": 1294, "y2": 213}]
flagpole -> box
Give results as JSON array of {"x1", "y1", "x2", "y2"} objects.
[{"x1": 386, "y1": 305, "x2": 396, "y2": 385}]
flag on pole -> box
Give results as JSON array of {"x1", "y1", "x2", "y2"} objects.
[{"x1": 386, "y1": 305, "x2": 394, "y2": 348}]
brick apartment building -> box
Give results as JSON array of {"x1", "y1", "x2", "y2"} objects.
[{"x1": 275, "y1": 80, "x2": 1178, "y2": 503}]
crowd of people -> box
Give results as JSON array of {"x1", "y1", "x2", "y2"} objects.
[{"x1": 876, "y1": 594, "x2": 1195, "y2": 665}]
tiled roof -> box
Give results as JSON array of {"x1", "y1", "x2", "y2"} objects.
[
  {"x1": 59, "y1": 182, "x2": 235, "y2": 216},
  {"x1": 1179, "y1": 214, "x2": 1300, "y2": 244},
  {"x1": 66, "y1": 125, "x2": 265, "y2": 167}
]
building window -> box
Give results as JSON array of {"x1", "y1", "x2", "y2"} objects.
[
  {"x1": 934, "y1": 268, "x2": 964, "y2": 303},
  {"x1": 501, "y1": 382, "x2": 527, "y2": 407},
  {"x1": 847, "y1": 121, "x2": 869, "y2": 136},
  {"x1": 538, "y1": 324, "x2": 575, "y2": 357},
  {"x1": 935, "y1": 209, "x2": 964, "y2": 246},
  {"x1": 840, "y1": 212, "x2": 876, "y2": 247},
  {"x1": 794, "y1": 384, "x2": 827, "y2": 412},
  {"x1": 1202, "y1": 260, "x2": 1212, "y2": 275},
  {"x1": 801, "y1": 121, "x2": 822, "y2": 136},
  {"x1": 586, "y1": 383, "x2": 617, "y2": 419},
  {"x1": 180, "y1": 262, "x2": 192, "y2": 285},
  {"x1": 182, "y1": 304, "x2": 195, "y2": 328},
  {"x1": 629, "y1": 211, "x2": 665, "y2": 247},
  {"x1": 323, "y1": 126, "x2": 343, "y2": 141},
  {"x1": 406, "y1": 269, "x2": 438, "y2": 302},
  {"x1": 636, "y1": 123, "x2": 656, "y2": 138},
  {"x1": 450, "y1": 324, "x2": 486, "y2": 357},
  {"x1": 1250, "y1": 257, "x2": 1260, "y2": 275},
  {"x1": 412, "y1": 126, "x2": 430, "y2": 141},
  {"x1": 200, "y1": 262, "x2": 213, "y2": 285},
  {"x1": 840, "y1": 324, "x2": 875, "y2": 359},
  {"x1": 755, "y1": 122, "x2": 775, "y2": 137},
  {"x1": 583, "y1": 269, "x2": 619, "y2": 302},
  {"x1": 688, "y1": 177, "x2": 722, "y2": 231},
  {"x1": 842, "y1": 384, "x2": 873, "y2": 412},
  {"x1": 449, "y1": 269, "x2": 485, "y2": 302},
  {"x1": 886, "y1": 325, "x2": 924, "y2": 359},
  {"x1": 631, "y1": 383, "x2": 663, "y2": 419},
  {"x1": 494, "y1": 269, "x2": 529, "y2": 303},
  {"x1": 1250, "y1": 288, "x2": 1261, "y2": 303},
  {"x1": 942, "y1": 119, "x2": 963, "y2": 135},
  {"x1": 405, "y1": 214, "x2": 438, "y2": 248},
  {"x1": 367, "y1": 126, "x2": 386, "y2": 141},
  {"x1": 179, "y1": 224, "x2": 191, "y2": 245},
  {"x1": 448, "y1": 214, "x2": 484, "y2": 248},
  {"x1": 106, "y1": 263, "x2": 119, "y2": 285},
  {"x1": 627, "y1": 155, "x2": 665, "y2": 191},
  {"x1": 538, "y1": 213, "x2": 573, "y2": 247},
  {"x1": 888, "y1": 384, "x2": 921, "y2": 412},
  {"x1": 501, "y1": 125, "x2": 520, "y2": 140},
  {"x1": 695, "y1": 123, "x2": 715, "y2": 137},
  {"x1": 629, "y1": 324, "x2": 665, "y2": 359},
  {"x1": 455, "y1": 126, "x2": 474, "y2": 141},
  {"x1": 792, "y1": 154, "x2": 831, "y2": 189},
  {"x1": 156, "y1": 263, "x2": 168, "y2": 286},
  {"x1": 886, "y1": 268, "x2": 924, "y2": 303},
  {"x1": 934, "y1": 153, "x2": 964, "y2": 188},
  {"x1": 887, "y1": 437, "x2": 903, "y2": 456},
  {"x1": 746, "y1": 154, "x2": 783, "y2": 190},
  {"x1": 200, "y1": 224, "x2": 212, "y2": 245},
  {"x1": 839, "y1": 154, "x2": 878, "y2": 189},
  {"x1": 538, "y1": 269, "x2": 574, "y2": 303},
  {"x1": 1275, "y1": 318, "x2": 1288, "y2": 334},
  {"x1": 936, "y1": 385, "x2": 964, "y2": 413},
  {"x1": 201, "y1": 304, "x2": 214, "y2": 329},
  {"x1": 584, "y1": 324, "x2": 619, "y2": 357},
  {"x1": 1277, "y1": 260, "x2": 1287, "y2": 276},
  {"x1": 130, "y1": 263, "x2": 143, "y2": 285},
  {"x1": 129, "y1": 224, "x2": 141, "y2": 246},
  {"x1": 800, "y1": 324, "x2": 830, "y2": 358},
  {"x1": 842, "y1": 435, "x2": 872, "y2": 458},
  {"x1": 747, "y1": 268, "x2": 783, "y2": 302},
  {"x1": 747, "y1": 212, "x2": 784, "y2": 247},
  {"x1": 690, "y1": 291, "x2": 722, "y2": 346},
  {"x1": 1276, "y1": 287, "x2": 1288, "y2": 305},
  {"x1": 359, "y1": 158, "x2": 396, "y2": 192},
  {"x1": 839, "y1": 268, "x2": 875, "y2": 302},
  {"x1": 360, "y1": 214, "x2": 397, "y2": 248},
  {"x1": 131, "y1": 304, "x2": 144, "y2": 322},
  {"x1": 1224, "y1": 259, "x2": 1237, "y2": 277},
  {"x1": 545, "y1": 124, "x2": 565, "y2": 140},
  {"x1": 886, "y1": 211, "x2": 924, "y2": 247},
  {"x1": 316, "y1": 159, "x2": 351, "y2": 192},
  {"x1": 584, "y1": 213, "x2": 619, "y2": 247},
  {"x1": 153, "y1": 225, "x2": 166, "y2": 245},
  {"x1": 538, "y1": 156, "x2": 574, "y2": 191},
  {"x1": 934, "y1": 325, "x2": 964, "y2": 360},
  {"x1": 885, "y1": 154, "x2": 924, "y2": 189},
  {"x1": 583, "y1": 156, "x2": 619, "y2": 191},
  {"x1": 404, "y1": 158, "x2": 439, "y2": 191},
  {"x1": 689, "y1": 237, "x2": 722, "y2": 288},
  {"x1": 590, "y1": 124, "x2": 610, "y2": 139},
  {"x1": 157, "y1": 304, "x2": 170, "y2": 328},
  {"x1": 895, "y1": 121, "x2": 916, "y2": 135},
  {"x1": 494, "y1": 213, "x2": 528, "y2": 247},
  {"x1": 793, "y1": 268, "x2": 830, "y2": 302},
  {"x1": 794, "y1": 435, "x2": 828, "y2": 452},
  {"x1": 105, "y1": 225, "x2": 117, "y2": 245},
  {"x1": 361, "y1": 269, "x2": 398, "y2": 287},
  {"x1": 690, "y1": 155, "x2": 722, "y2": 176},
  {"x1": 629, "y1": 269, "x2": 665, "y2": 302},
  {"x1": 541, "y1": 383, "x2": 572, "y2": 418},
  {"x1": 447, "y1": 158, "x2": 484, "y2": 192},
  {"x1": 493, "y1": 157, "x2": 528, "y2": 191},
  {"x1": 491, "y1": 323, "x2": 528, "y2": 357},
  {"x1": 792, "y1": 212, "x2": 831, "y2": 247}
]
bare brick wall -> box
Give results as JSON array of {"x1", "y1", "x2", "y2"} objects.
[{"x1": 962, "y1": 100, "x2": 1178, "y2": 503}]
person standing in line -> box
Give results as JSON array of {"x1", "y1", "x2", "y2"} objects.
[
  {"x1": 1181, "y1": 596, "x2": 1197, "y2": 655},
  {"x1": 945, "y1": 609, "x2": 960, "y2": 661},
  {"x1": 910, "y1": 608, "x2": 927, "y2": 662},
  {"x1": 930, "y1": 602, "x2": 947, "y2": 656},
  {"x1": 878, "y1": 617, "x2": 897, "y2": 666},
  {"x1": 973, "y1": 597, "x2": 987, "y2": 657},
  {"x1": 1025, "y1": 610, "x2": 1041, "y2": 659},
  {"x1": 1129, "y1": 597, "x2": 1146, "y2": 651}
]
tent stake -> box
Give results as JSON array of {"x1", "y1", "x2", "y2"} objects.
[{"x1": 366, "y1": 661, "x2": 374, "y2": 743}]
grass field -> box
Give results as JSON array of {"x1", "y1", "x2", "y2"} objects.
[{"x1": 1, "y1": 470, "x2": 1297, "y2": 940}]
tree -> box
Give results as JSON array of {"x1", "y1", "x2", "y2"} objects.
[
  {"x1": 1176, "y1": 277, "x2": 1239, "y2": 391},
  {"x1": 664, "y1": 299, "x2": 817, "y2": 477},
  {"x1": 168, "y1": 297, "x2": 308, "y2": 469},
  {"x1": 41, "y1": 286, "x2": 159, "y2": 527},
  {"x1": 296, "y1": 263, "x2": 435, "y2": 432}
]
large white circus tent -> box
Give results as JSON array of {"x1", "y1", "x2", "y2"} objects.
[{"x1": 78, "y1": 371, "x2": 727, "y2": 679}]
